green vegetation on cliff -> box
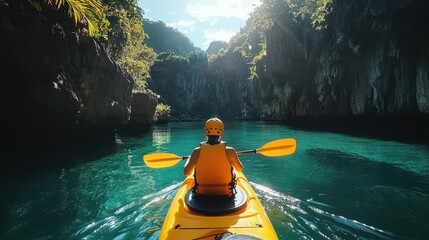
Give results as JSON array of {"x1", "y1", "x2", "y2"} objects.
[
  {"x1": 223, "y1": 0, "x2": 333, "y2": 80},
  {"x1": 206, "y1": 41, "x2": 228, "y2": 55},
  {"x1": 103, "y1": 0, "x2": 156, "y2": 91},
  {"x1": 41, "y1": 0, "x2": 157, "y2": 91},
  {"x1": 148, "y1": 51, "x2": 208, "y2": 118},
  {"x1": 144, "y1": 19, "x2": 200, "y2": 57},
  {"x1": 42, "y1": 0, "x2": 109, "y2": 38}
]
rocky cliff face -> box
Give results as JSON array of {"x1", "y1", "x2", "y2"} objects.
[
  {"x1": 118, "y1": 92, "x2": 158, "y2": 134},
  {"x1": 171, "y1": 52, "x2": 255, "y2": 120},
  {"x1": 207, "y1": 51, "x2": 256, "y2": 119},
  {"x1": 254, "y1": 0, "x2": 429, "y2": 121},
  {"x1": 0, "y1": 1, "x2": 136, "y2": 144},
  {"x1": 149, "y1": 51, "x2": 253, "y2": 120}
]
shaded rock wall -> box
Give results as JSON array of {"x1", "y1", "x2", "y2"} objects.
[
  {"x1": 153, "y1": 52, "x2": 255, "y2": 120},
  {"x1": 148, "y1": 53, "x2": 209, "y2": 120},
  {"x1": 118, "y1": 92, "x2": 158, "y2": 134},
  {"x1": 1, "y1": 1, "x2": 134, "y2": 143},
  {"x1": 254, "y1": 0, "x2": 429, "y2": 121},
  {"x1": 207, "y1": 51, "x2": 256, "y2": 119}
]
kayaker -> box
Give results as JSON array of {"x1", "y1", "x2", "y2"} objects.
[{"x1": 184, "y1": 118, "x2": 243, "y2": 197}]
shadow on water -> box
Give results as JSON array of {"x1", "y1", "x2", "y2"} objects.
[
  {"x1": 1, "y1": 139, "x2": 116, "y2": 183},
  {"x1": 280, "y1": 115, "x2": 429, "y2": 145},
  {"x1": 0, "y1": 129, "x2": 159, "y2": 240},
  {"x1": 305, "y1": 148, "x2": 429, "y2": 194},
  {"x1": 300, "y1": 148, "x2": 429, "y2": 239},
  {"x1": 1, "y1": 130, "x2": 152, "y2": 184},
  {"x1": 0, "y1": 135, "x2": 118, "y2": 239}
]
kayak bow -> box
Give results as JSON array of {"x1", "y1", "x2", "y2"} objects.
[{"x1": 158, "y1": 170, "x2": 278, "y2": 240}]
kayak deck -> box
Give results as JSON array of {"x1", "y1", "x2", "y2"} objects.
[{"x1": 158, "y1": 171, "x2": 278, "y2": 240}]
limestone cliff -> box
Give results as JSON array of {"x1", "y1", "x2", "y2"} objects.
[
  {"x1": 118, "y1": 91, "x2": 158, "y2": 134},
  {"x1": 0, "y1": 1, "x2": 135, "y2": 144},
  {"x1": 141, "y1": 0, "x2": 429, "y2": 133},
  {"x1": 254, "y1": 0, "x2": 429, "y2": 121},
  {"x1": 148, "y1": 51, "x2": 255, "y2": 120},
  {"x1": 208, "y1": 50, "x2": 256, "y2": 119}
]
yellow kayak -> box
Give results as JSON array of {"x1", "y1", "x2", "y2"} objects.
[{"x1": 158, "y1": 170, "x2": 278, "y2": 240}]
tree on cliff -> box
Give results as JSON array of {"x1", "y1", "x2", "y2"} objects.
[
  {"x1": 206, "y1": 41, "x2": 229, "y2": 55},
  {"x1": 148, "y1": 51, "x2": 213, "y2": 118},
  {"x1": 148, "y1": 52, "x2": 189, "y2": 113},
  {"x1": 40, "y1": 0, "x2": 156, "y2": 91},
  {"x1": 103, "y1": 0, "x2": 156, "y2": 91},
  {"x1": 40, "y1": 0, "x2": 109, "y2": 38},
  {"x1": 143, "y1": 19, "x2": 200, "y2": 57}
]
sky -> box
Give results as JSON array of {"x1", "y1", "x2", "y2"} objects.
[{"x1": 138, "y1": 0, "x2": 261, "y2": 50}]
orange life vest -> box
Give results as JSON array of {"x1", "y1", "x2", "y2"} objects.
[{"x1": 194, "y1": 141, "x2": 235, "y2": 196}]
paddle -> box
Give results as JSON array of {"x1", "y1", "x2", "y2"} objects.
[
  {"x1": 143, "y1": 138, "x2": 296, "y2": 168},
  {"x1": 143, "y1": 153, "x2": 187, "y2": 168}
]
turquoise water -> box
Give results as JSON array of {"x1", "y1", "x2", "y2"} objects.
[{"x1": 1, "y1": 121, "x2": 429, "y2": 239}]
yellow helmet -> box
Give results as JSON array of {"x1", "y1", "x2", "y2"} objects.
[{"x1": 204, "y1": 118, "x2": 224, "y2": 136}]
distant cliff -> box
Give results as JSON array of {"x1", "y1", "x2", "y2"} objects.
[
  {"x1": 143, "y1": 19, "x2": 200, "y2": 56},
  {"x1": 148, "y1": 50, "x2": 256, "y2": 120},
  {"x1": 1, "y1": 1, "x2": 138, "y2": 144}
]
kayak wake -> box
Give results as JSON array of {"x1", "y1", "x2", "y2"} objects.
[
  {"x1": 69, "y1": 180, "x2": 396, "y2": 240},
  {"x1": 69, "y1": 183, "x2": 181, "y2": 239},
  {"x1": 251, "y1": 182, "x2": 396, "y2": 240}
]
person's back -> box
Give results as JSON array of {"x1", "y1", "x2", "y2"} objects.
[
  {"x1": 195, "y1": 140, "x2": 233, "y2": 196},
  {"x1": 184, "y1": 118, "x2": 243, "y2": 197}
]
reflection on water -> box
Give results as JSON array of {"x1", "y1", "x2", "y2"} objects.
[{"x1": 152, "y1": 125, "x2": 171, "y2": 151}]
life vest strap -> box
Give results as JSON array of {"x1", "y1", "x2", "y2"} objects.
[{"x1": 198, "y1": 183, "x2": 231, "y2": 187}]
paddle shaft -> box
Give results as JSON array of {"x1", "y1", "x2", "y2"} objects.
[
  {"x1": 182, "y1": 144, "x2": 294, "y2": 158},
  {"x1": 238, "y1": 149, "x2": 256, "y2": 155},
  {"x1": 181, "y1": 149, "x2": 256, "y2": 160}
]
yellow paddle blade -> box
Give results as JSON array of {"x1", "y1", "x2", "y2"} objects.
[
  {"x1": 143, "y1": 153, "x2": 183, "y2": 168},
  {"x1": 256, "y1": 138, "x2": 296, "y2": 157}
]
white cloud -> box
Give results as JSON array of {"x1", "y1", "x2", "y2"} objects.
[
  {"x1": 203, "y1": 29, "x2": 236, "y2": 48},
  {"x1": 186, "y1": 0, "x2": 261, "y2": 22}
]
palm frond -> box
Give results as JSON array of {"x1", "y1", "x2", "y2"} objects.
[{"x1": 45, "y1": 0, "x2": 105, "y2": 37}]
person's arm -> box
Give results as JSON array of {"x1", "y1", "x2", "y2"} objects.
[
  {"x1": 226, "y1": 147, "x2": 243, "y2": 171},
  {"x1": 184, "y1": 147, "x2": 200, "y2": 176}
]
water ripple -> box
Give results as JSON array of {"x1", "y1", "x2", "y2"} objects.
[
  {"x1": 69, "y1": 183, "x2": 181, "y2": 239},
  {"x1": 251, "y1": 182, "x2": 396, "y2": 240}
]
